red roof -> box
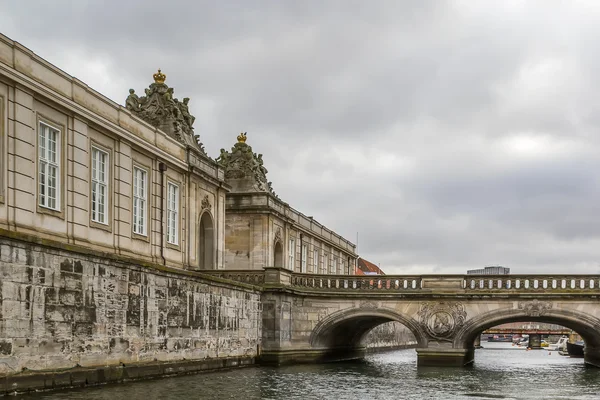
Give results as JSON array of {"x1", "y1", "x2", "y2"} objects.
[{"x1": 356, "y1": 258, "x2": 386, "y2": 275}]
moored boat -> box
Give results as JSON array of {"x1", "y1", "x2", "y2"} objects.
[
  {"x1": 547, "y1": 336, "x2": 568, "y2": 351},
  {"x1": 564, "y1": 332, "x2": 584, "y2": 358},
  {"x1": 487, "y1": 334, "x2": 513, "y2": 342},
  {"x1": 566, "y1": 341, "x2": 585, "y2": 358}
]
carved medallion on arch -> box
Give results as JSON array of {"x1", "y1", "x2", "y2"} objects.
[
  {"x1": 518, "y1": 299, "x2": 552, "y2": 317},
  {"x1": 359, "y1": 301, "x2": 379, "y2": 309},
  {"x1": 274, "y1": 227, "x2": 282, "y2": 244},
  {"x1": 201, "y1": 195, "x2": 212, "y2": 212},
  {"x1": 418, "y1": 302, "x2": 467, "y2": 341}
]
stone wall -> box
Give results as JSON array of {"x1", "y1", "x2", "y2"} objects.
[
  {"x1": 0, "y1": 236, "x2": 262, "y2": 376},
  {"x1": 362, "y1": 321, "x2": 417, "y2": 350}
]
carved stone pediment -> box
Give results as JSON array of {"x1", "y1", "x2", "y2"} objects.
[
  {"x1": 126, "y1": 69, "x2": 206, "y2": 154},
  {"x1": 216, "y1": 132, "x2": 278, "y2": 198}
]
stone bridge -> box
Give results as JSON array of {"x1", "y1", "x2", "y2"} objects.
[{"x1": 207, "y1": 268, "x2": 600, "y2": 367}]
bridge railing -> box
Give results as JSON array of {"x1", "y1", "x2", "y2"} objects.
[
  {"x1": 201, "y1": 270, "x2": 265, "y2": 285},
  {"x1": 463, "y1": 275, "x2": 600, "y2": 292},
  {"x1": 290, "y1": 274, "x2": 423, "y2": 291},
  {"x1": 201, "y1": 268, "x2": 600, "y2": 293}
]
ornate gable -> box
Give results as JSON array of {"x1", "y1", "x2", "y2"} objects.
[
  {"x1": 216, "y1": 132, "x2": 278, "y2": 197},
  {"x1": 125, "y1": 69, "x2": 206, "y2": 154}
]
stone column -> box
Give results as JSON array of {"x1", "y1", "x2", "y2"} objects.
[{"x1": 528, "y1": 334, "x2": 542, "y2": 349}]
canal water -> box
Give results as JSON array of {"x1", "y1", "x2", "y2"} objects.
[{"x1": 22, "y1": 343, "x2": 600, "y2": 400}]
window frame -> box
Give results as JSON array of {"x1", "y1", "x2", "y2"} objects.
[
  {"x1": 331, "y1": 257, "x2": 337, "y2": 274},
  {"x1": 301, "y1": 243, "x2": 308, "y2": 273},
  {"x1": 0, "y1": 95, "x2": 4, "y2": 204},
  {"x1": 37, "y1": 119, "x2": 63, "y2": 215},
  {"x1": 132, "y1": 164, "x2": 149, "y2": 237},
  {"x1": 90, "y1": 145, "x2": 110, "y2": 226},
  {"x1": 323, "y1": 253, "x2": 328, "y2": 274},
  {"x1": 166, "y1": 180, "x2": 180, "y2": 246},
  {"x1": 288, "y1": 237, "x2": 295, "y2": 271},
  {"x1": 313, "y1": 248, "x2": 319, "y2": 274}
]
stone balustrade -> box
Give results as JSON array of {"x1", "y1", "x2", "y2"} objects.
[
  {"x1": 464, "y1": 275, "x2": 600, "y2": 291},
  {"x1": 202, "y1": 270, "x2": 266, "y2": 285},
  {"x1": 211, "y1": 268, "x2": 600, "y2": 293},
  {"x1": 291, "y1": 274, "x2": 422, "y2": 291}
]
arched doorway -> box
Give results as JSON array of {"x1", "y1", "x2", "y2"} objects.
[
  {"x1": 198, "y1": 212, "x2": 214, "y2": 270},
  {"x1": 274, "y1": 241, "x2": 283, "y2": 267}
]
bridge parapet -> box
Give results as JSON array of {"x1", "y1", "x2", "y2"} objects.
[
  {"x1": 201, "y1": 269, "x2": 265, "y2": 285},
  {"x1": 291, "y1": 273, "x2": 422, "y2": 291},
  {"x1": 206, "y1": 268, "x2": 600, "y2": 295},
  {"x1": 465, "y1": 275, "x2": 599, "y2": 292}
]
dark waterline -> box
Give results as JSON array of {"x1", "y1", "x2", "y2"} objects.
[{"x1": 20, "y1": 343, "x2": 600, "y2": 400}]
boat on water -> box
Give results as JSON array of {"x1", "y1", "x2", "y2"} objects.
[
  {"x1": 547, "y1": 336, "x2": 568, "y2": 351},
  {"x1": 487, "y1": 334, "x2": 513, "y2": 342},
  {"x1": 566, "y1": 341, "x2": 585, "y2": 358},
  {"x1": 558, "y1": 332, "x2": 584, "y2": 357}
]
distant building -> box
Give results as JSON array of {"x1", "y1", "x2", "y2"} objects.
[
  {"x1": 467, "y1": 266, "x2": 510, "y2": 275},
  {"x1": 356, "y1": 258, "x2": 386, "y2": 275}
]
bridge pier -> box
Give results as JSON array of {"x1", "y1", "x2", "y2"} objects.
[
  {"x1": 584, "y1": 345, "x2": 600, "y2": 368},
  {"x1": 528, "y1": 334, "x2": 542, "y2": 349},
  {"x1": 474, "y1": 335, "x2": 482, "y2": 349},
  {"x1": 416, "y1": 347, "x2": 474, "y2": 367},
  {"x1": 259, "y1": 346, "x2": 366, "y2": 366}
]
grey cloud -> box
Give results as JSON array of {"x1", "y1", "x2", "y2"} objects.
[{"x1": 3, "y1": 0, "x2": 600, "y2": 274}]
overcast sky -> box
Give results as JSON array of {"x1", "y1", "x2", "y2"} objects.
[{"x1": 3, "y1": 1, "x2": 600, "y2": 274}]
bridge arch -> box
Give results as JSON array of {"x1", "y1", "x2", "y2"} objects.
[
  {"x1": 309, "y1": 307, "x2": 427, "y2": 350},
  {"x1": 454, "y1": 307, "x2": 600, "y2": 350}
]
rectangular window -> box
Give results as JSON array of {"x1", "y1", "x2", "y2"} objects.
[
  {"x1": 301, "y1": 244, "x2": 308, "y2": 273},
  {"x1": 323, "y1": 253, "x2": 328, "y2": 274},
  {"x1": 91, "y1": 146, "x2": 109, "y2": 224},
  {"x1": 38, "y1": 122, "x2": 60, "y2": 210},
  {"x1": 288, "y1": 238, "x2": 295, "y2": 270},
  {"x1": 313, "y1": 249, "x2": 319, "y2": 274},
  {"x1": 166, "y1": 182, "x2": 179, "y2": 244},
  {"x1": 132, "y1": 166, "x2": 147, "y2": 235},
  {"x1": 331, "y1": 257, "x2": 337, "y2": 274}
]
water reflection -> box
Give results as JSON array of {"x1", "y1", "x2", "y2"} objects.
[{"x1": 22, "y1": 343, "x2": 600, "y2": 400}]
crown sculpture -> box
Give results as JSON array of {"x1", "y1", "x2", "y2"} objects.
[
  {"x1": 153, "y1": 69, "x2": 166, "y2": 84},
  {"x1": 125, "y1": 69, "x2": 205, "y2": 154},
  {"x1": 237, "y1": 132, "x2": 247, "y2": 143}
]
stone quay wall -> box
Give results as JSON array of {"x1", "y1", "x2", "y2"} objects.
[
  {"x1": 0, "y1": 234, "x2": 262, "y2": 388},
  {"x1": 362, "y1": 321, "x2": 417, "y2": 351}
]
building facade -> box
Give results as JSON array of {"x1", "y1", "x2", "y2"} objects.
[
  {"x1": 0, "y1": 35, "x2": 229, "y2": 271},
  {"x1": 356, "y1": 257, "x2": 385, "y2": 275},
  {"x1": 218, "y1": 133, "x2": 357, "y2": 274},
  {"x1": 0, "y1": 33, "x2": 358, "y2": 382},
  {"x1": 0, "y1": 33, "x2": 356, "y2": 273},
  {"x1": 467, "y1": 266, "x2": 510, "y2": 275}
]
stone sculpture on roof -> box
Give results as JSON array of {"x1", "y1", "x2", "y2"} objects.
[
  {"x1": 216, "y1": 132, "x2": 279, "y2": 198},
  {"x1": 126, "y1": 69, "x2": 206, "y2": 154}
]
